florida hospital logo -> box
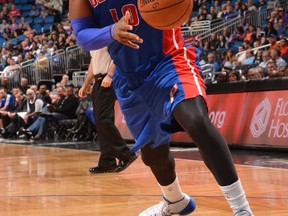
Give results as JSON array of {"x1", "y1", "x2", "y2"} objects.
[{"x1": 250, "y1": 98, "x2": 271, "y2": 138}]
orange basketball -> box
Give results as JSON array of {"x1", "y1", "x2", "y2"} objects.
[{"x1": 137, "y1": 0, "x2": 193, "y2": 30}]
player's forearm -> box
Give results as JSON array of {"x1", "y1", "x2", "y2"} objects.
[
  {"x1": 107, "y1": 63, "x2": 115, "y2": 78},
  {"x1": 83, "y1": 61, "x2": 94, "y2": 89},
  {"x1": 71, "y1": 16, "x2": 115, "y2": 51}
]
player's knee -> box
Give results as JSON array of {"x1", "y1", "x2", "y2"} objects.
[{"x1": 141, "y1": 144, "x2": 172, "y2": 168}]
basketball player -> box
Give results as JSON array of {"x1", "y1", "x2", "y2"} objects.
[
  {"x1": 70, "y1": 1, "x2": 254, "y2": 215},
  {"x1": 78, "y1": 47, "x2": 137, "y2": 174}
]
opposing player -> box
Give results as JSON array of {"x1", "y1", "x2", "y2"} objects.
[{"x1": 69, "y1": 1, "x2": 254, "y2": 215}]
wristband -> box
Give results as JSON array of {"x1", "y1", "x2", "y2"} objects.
[{"x1": 111, "y1": 24, "x2": 116, "y2": 40}]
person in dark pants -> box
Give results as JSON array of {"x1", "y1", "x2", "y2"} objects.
[{"x1": 78, "y1": 47, "x2": 137, "y2": 174}]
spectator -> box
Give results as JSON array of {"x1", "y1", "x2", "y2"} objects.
[
  {"x1": 279, "y1": 38, "x2": 288, "y2": 56},
  {"x1": 209, "y1": 33, "x2": 220, "y2": 51},
  {"x1": 0, "y1": 19, "x2": 9, "y2": 34},
  {"x1": 253, "y1": 50, "x2": 263, "y2": 65},
  {"x1": 267, "y1": 61, "x2": 279, "y2": 78},
  {"x1": 259, "y1": 51, "x2": 272, "y2": 68},
  {"x1": 38, "y1": 84, "x2": 51, "y2": 105},
  {"x1": 19, "y1": 78, "x2": 29, "y2": 94},
  {"x1": 29, "y1": 5, "x2": 40, "y2": 17},
  {"x1": 247, "y1": 0, "x2": 257, "y2": 12},
  {"x1": 207, "y1": 52, "x2": 221, "y2": 72},
  {"x1": 2, "y1": 58, "x2": 21, "y2": 79},
  {"x1": 228, "y1": 71, "x2": 240, "y2": 82},
  {"x1": 279, "y1": 66, "x2": 287, "y2": 77},
  {"x1": 0, "y1": 87, "x2": 15, "y2": 129},
  {"x1": 8, "y1": 4, "x2": 21, "y2": 18},
  {"x1": 271, "y1": 48, "x2": 287, "y2": 67},
  {"x1": 247, "y1": 68, "x2": 262, "y2": 80},
  {"x1": 0, "y1": 91, "x2": 27, "y2": 138},
  {"x1": 241, "y1": 49, "x2": 255, "y2": 65},
  {"x1": 275, "y1": 19, "x2": 286, "y2": 36},
  {"x1": 218, "y1": 35, "x2": 228, "y2": 50},
  {"x1": 23, "y1": 88, "x2": 43, "y2": 127},
  {"x1": 255, "y1": 66, "x2": 266, "y2": 79},
  {"x1": 264, "y1": 22, "x2": 278, "y2": 38},
  {"x1": 268, "y1": 34, "x2": 281, "y2": 52},
  {"x1": 214, "y1": 70, "x2": 228, "y2": 83}
]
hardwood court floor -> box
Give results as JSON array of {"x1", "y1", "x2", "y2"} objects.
[{"x1": 0, "y1": 143, "x2": 287, "y2": 216}]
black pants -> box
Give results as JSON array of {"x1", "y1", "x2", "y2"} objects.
[{"x1": 92, "y1": 77, "x2": 132, "y2": 168}]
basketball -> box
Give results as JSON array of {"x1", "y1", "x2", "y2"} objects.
[{"x1": 137, "y1": 0, "x2": 193, "y2": 30}]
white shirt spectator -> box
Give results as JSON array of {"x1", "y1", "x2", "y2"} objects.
[{"x1": 275, "y1": 57, "x2": 287, "y2": 67}]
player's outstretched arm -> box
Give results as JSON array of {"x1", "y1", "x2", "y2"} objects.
[{"x1": 69, "y1": 1, "x2": 143, "y2": 50}]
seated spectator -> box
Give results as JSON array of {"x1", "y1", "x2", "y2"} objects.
[
  {"x1": 38, "y1": 84, "x2": 51, "y2": 105},
  {"x1": 247, "y1": 68, "x2": 262, "y2": 80},
  {"x1": 228, "y1": 71, "x2": 240, "y2": 82},
  {"x1": 214, "y1": 70, "x2": 228, "y2": 84},
  {"x1": 259, "y1": 51, "x2": 272, "y2": 68},
  {"x1": 267, "y1": 61, "x2": 280, "y2": 78},
  {"x1": 29, "y1": 5, "x2": 40, "y2": 17},
  {"x1": 0, "y1": 91, "x2": 27, "y2": 138},
  {"x1": 279, "y1": 66, "x2": 288, "y2": 77},
  {"x1": 23, "y1": 25, "x2": 36, "y2": 37},
  {"x1": 60, "y1": 74, "x2": 70, "y2": 86},
  {"x1": 241, "y1": 49, "x2": 255, "y2": 65},
  {"x1": 23, "y1": 88, "x2": 44, "y2": 126},
  {"x1": 253, "y1": 50, "x2": 263, "y2": 65},
  {"x1": 19, "y1": 78, "x2": 29, "y2": 94},
  {"x1": 268, "y1": 34, "x2": 281, "y2": 52},
  {"x1": 271, "y1": 48, "x2": 287, "y2": 67},
  {"x1": 207, "y1": 52, "x2": 221, "y2": 72},
  {"x1": 247, "y1": 0, "x2": 257, "y2": 12},
  {"x1": 2, "y1": 58, "x2": 21, "y2": 79},
  {"x1": 275, "y1": 19, "x2": 286, "y2": 36},
  {"x1": 255, "y1": 66, "x2": 266, "y2": 79},
  {"x1": 0, "y1": 19, "x2": 9, "y2": 34},
  {"x1": 265, "y1": 22, "x2": 278, "y2": 38},
  {"x1": 8, "y1": 4, "x2": 21, "y2": 18},
  {"x1": 280, "y1": 38, "x2": 288, "y2": 56},
  {"x1": 0, "y1": 87, "x2": 15, "y2": 130}
]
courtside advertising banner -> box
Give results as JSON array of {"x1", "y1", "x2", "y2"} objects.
[
  {"x1": 171, "y1": 93, "x2": 247, "y2": 144},
  {"x1": 238, "y1": 90, "x2": 288, "y2": 147}
]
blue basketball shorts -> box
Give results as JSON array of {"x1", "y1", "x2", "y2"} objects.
[{"x1": 113, "y1": 51, "x2": 207, "y2": 152}]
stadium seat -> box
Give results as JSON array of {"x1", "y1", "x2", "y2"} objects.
[
  {"x1": 36, "y1": 4, "x2": 42, "y2": 10},
  {"x1": 21, "y1": 0, "x2": 28, "y2": 4},
  {"x1": 15, "y1": 4, "x2": 22, "y2": 11},
  {"x1": 17, "y1": 35, "x2": 26, "y2": 43},
  {"x1": 14, "y1": 0, "x2": 22, "y2": 4},
  {"x1": 9, "y1": 38, "x2": 18, "y2": 46},
  {"x1": 25, "y1": 17, "x2": 33, "y2": 25},
  {"x1": 43, "y1": 23, "x2": 52, "y2": 32},
  {"x1": 45, "y1": 16, "x2": 55, "y2": 24},
  {"x1": 0, "y1": 37, "x2": 5, "y2": 48},
  {"x1": 34, "y1": 17, "x2": 44, "y2": 25},
  {"x1": 15, "y1": 17, "x2": 21, "y2": 24},
  {"x1": 22, "y1": 11, "x2": 30, "y2": 17},
  {"x1": 22, "y1": 4, "x2": 33, "y2": 11},
  {"x1": 33, "y1": 24, "x2": 42, "y2": 34}
]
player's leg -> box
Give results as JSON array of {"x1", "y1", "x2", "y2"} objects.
[
  {"x1": 140, "y1": 144, "x2": 196, "y2": 216},
  {"x1": 173, "y1": 96, "x2": 253, "y2": 215}
]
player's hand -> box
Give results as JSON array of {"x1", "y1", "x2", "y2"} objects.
[
  {"x1": 101, "y1": 75, "x2": 112, "y2": 88},
  {"x1": 113, "y1": 11, "x2": 143, "y2": 49},
  {"x1": 78, "y1": 86, "x2": 88, "y2": 98}
]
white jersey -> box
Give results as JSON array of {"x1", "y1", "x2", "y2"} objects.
[{"x1": 90, "y1": 47, "x2": 113, "y2": 75}]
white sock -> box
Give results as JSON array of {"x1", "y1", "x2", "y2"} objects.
[
  {"x1": 219, "y1": 179, "x2": 253, "y2": 215},
  {"x1": 160, "y1": 177, "x2": 190, "y2": 213}
]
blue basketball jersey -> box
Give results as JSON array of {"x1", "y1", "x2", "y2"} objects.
[{"x1": 89, "y1": 0, "x2": 187, "y2": 75}]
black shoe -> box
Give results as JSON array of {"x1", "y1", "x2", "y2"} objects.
[
  {"x1": 89, "y1": 165, "x2": 119, "y2": 174},
  {"x1": 32, "y1": 135, "x2": 45, "y2": 141},
  {"x1": 116, "y1": 154, "x2": 138, "y2": 173},
  {"x1": 19, "y1": 128, "x2": 33, "y2": 139}
]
